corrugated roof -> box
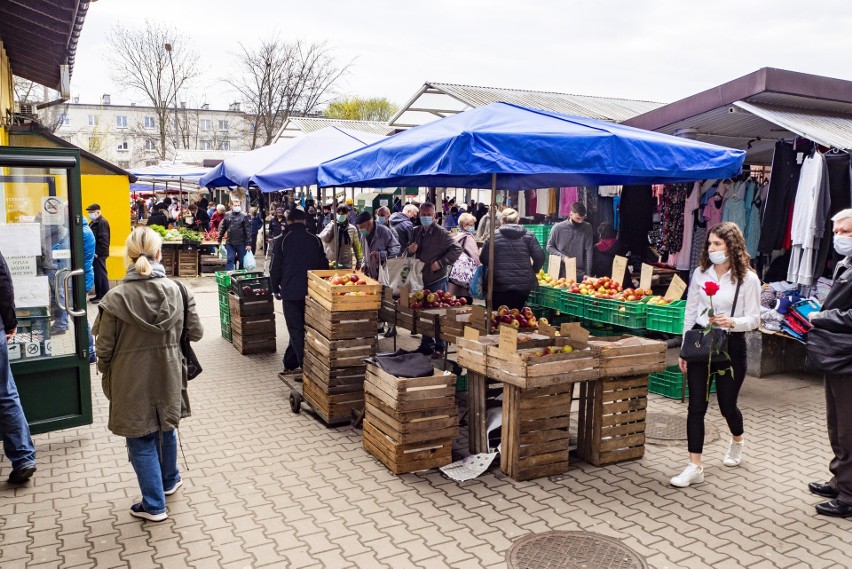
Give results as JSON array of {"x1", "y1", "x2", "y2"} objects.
[
  {"x1": 277, "y1": 117, "x2": 395, "y2": 139},
  {"x1": 389, "y1": 82, "x2": 663, "y2": 127},
  {"x1": 733, "y1": 101, "x2": 852, "y2": 151}
]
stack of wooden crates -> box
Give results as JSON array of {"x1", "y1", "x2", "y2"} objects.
[
  {"x1": 228, "y1": 273, "x2": 276, "y2": 355},
  {"x1": 302, "y1": 270, "x2": 382, "y2": 425},
  {"x1": 363, "y1": 362, "x2": 458, "y2": 474}
]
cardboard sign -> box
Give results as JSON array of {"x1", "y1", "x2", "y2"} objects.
[
  {"x1": 538, "y1": 322, "x2": 558, "y2": 337},
  {"x1": 463, "y1": 326, "x2": 480, "y2": 341},
  {"x1": 561, "y1": 322, "x2": 590, "y2": 345},
  {"x1": 499, "y1": 324, "x2": 518, "y2": 352},
  {"x1": 548, "y1": 254, "x2": 562, "y2": 279},
  {"x1": 665, "y1": 274, "x2": 688, "y2": 300},
  {"x1": 399, "y1": 286, "x2": 411, "y2": 307},
  {"x1": 563, "y1": 257, "x2": 577, "y2": 284},
  {"x1": 640, "y1": 263, "x2": 654, "y2": 292},
  {"x1": 611, "y1": 256, "x2": 629, "y2": 286},
  {"x1": 471, "y1": 304, "x2": 485, "y2": 328}
]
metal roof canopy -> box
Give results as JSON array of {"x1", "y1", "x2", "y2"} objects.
[
  {"x1": 273, "y1": 117, "x2": 395, "y2": 142},
  {"x1": 388, "y1": 82, "x2": 664, "y2": 128},
  {"x1": 0, "y1": 0, "x2": 90, "y2": 91},
  {"x1": 623, "y1": 68, "x2": 852, "y2": 165}
]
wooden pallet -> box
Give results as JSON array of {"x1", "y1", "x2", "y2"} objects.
[
  {"x1": 588, "y1": 336, "x2": 666, "y2": 378},
  {"x1": 304, "y1": 296, "x2": 378, "y2": 340},
  {"x1": 379, "y1": 288, "x2": 397, "y2": 324},
  {"x1": 364, "y1": 362, "x2": 455, "y2": 412},
  {"x1": 303, "y1": 376, "x2": 364, "y2": 425},
  {"x1": 231, "y1": 313, "x2": 276, "y2": 337},
  {"x1": 229, "y1": 293, "x2": 274, "y2": 317},
  {"x1": 304, "y1": 326, "x2": 376, "y2": 368},
  {"x1": 363, "y1": 419, "x2": 453, "y2": 475},
  {"x1": 487, "y1": 339, "x2": 599, "y2": 389},
  {"x1": 577, "y1": 375, "x2": 648, "y2": 466},
  {"x1": 501, "y1": 382, "x2": 574, "y2": 481},
  {"x1": 307, "y1": 270, "x2": 382, "y2": 312},
  {"x1": 467, "y1": 371, "x2": 504, "y2": 454},
  {"x1": 302, "y1": 348, "x2": 366, "y2": 395},
  {"x1": 232, "y1": 331, "x2": 277, "y2": 355}
]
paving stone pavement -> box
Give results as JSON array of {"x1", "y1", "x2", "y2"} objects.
[{"x1": 1, "y1": 276, "x2": 850, "y2": 569}]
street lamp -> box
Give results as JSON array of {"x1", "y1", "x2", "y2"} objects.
[{"x1": 164, "y1": 42, "x2": 180, "y2": 158}]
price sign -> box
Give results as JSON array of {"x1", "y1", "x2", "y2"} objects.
[
  {"x1": 611, "y1": 256, "x2": 629, "y2": 286},
  {"x1": 548, "y1": 254, "x2": 562, "y2": 279},
  {"x1": 640, "y1": 263, "x2": 654, "y2": 292},
  {"x1": 665, "y1": 274, "x2": 688, "y2": 300},
  {"x1": 463, "y1": 326, "x2": 480, "y2": 341},
  {"x1": 563, "y1": 257, "x2": 577, "y2": 283},
  {"x1": 499, "y1": 324, "x2": 518, "y2": 352},
  {"x1": 538, "y1": 322, "x2": 557, "y2": 337}
]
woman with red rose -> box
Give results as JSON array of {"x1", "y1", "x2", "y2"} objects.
[{"x1": 671, "y1": 222, "x2": 761, "y2": 488}]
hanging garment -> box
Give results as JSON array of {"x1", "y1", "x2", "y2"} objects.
[
  {"x1": 598, "y1": 185, "x2": 622, "y2": 197},
  {"x1": 660, "y1": 184, "x2": 689, "y2": 254},
  {"x1": 559, "y1": 187, "x2": 579, "y2": 217},
  {"x1": 787, "y1": 152, "x2": 831, "y2": 286},
  {"x1": 813, "y1": 152, "x2": 852, "y2": 280},
  {"x1": 535, "y1": 188, "x2": 550, "y2": 215},
  {"x1": 673, "y1": 182, "x2": 701, "y2": 271},
  {"x1": 759, "y1": 142, "x2": 803, "y2": 253},
  {"x1": 618, "y1": 186, "x2": 654, "y2": 256},
  {"x1": 517, "y1": 191, "x2": 526, "y2": 217},
  {"x1": 612, "y1": 195, "x2": 621, "y2": 231},
  {"x1": 549, "y1": 188, "x2": 558, "y2": 215}
]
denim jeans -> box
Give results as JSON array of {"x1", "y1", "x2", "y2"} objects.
[
  {"x1": 225, "y1": 244, "x2": 247, "y2": 271},
  {"x1": 420, "y1": 278, "x2": 448, "y2": 352},
  {"x1": 126, "y1": 429, "x2": 179, "y2": 515},
  {"x1": 0, "y1": 334, "x2": 36, "y2": 471}
]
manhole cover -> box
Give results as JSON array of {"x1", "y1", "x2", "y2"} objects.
[
  {"x1": 645, "y1": 412, "x2": 719, "y2": 445},
  {"x1": 507, "y1": 531, "x2": 647, "y2": 569}
]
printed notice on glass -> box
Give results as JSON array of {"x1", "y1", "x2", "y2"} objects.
[
  {"x1": 13, "y1": 276, "x2": 50, "y2": 308},
  {"x1": 7, "y1": 257, "x2": 36, "y2": 277},
  {"x1": 41, "y1": 197, "x2": 64, "y2": 226},
  {"x1": 0, "y1": 224, "x2": 41, "y2": 257}
]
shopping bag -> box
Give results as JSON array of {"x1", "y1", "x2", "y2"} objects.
[
  {"x1": 449, "y1": 252, "x2": 478, "y2": 287},
  {"x1": 469, "y1": 265, "x2": 487, "y2": 300},
  {"x1": 218, "y1": 245, "x2": 227, "y2": 260},
  {"x1": 385, "y1": 255, "x2": 424, "y2": 295},
  {"x1": 243, "y1": 250, "x2": 257, "y2": 271}
]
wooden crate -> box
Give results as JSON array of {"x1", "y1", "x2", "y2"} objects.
[
  {"x1": 467, "y1": 371, "x2": 504, "y2": 454},
  {"x1": 229, "y1": 293, "x2": 274, "y2": 317},
  {"x1": 305, "y1": 326, "x2": 376, "y2": 368},
  {"x1": 439, "y1": 308, "x2": 473, "y2": 343},
  {"x1": 456, "y1": 335, "x2": 499, "y2": 375},
  {"x1": 302, "y1": 348, "x2": 366, "y2": 395},
  {"x1": 487, "y1": 339, "x2": 599, "y2": 389},
  {"x1": 379, "y1": 288, "x2": 397, "y2": 324},
  {"x1": 363, "y1": 419, "x2": 454, "y2": 475},
  {"x1": 232, "y1": 331, "x2": 277, "y2": 355},
  {"x1": 577, "y1": 375, "x2": 648, "y2": 466},
  {"x1": 304, "y1": 296, "x2": 378, "y2": 341},
  {"x1": 161, "y1": 247, "x2": 176, "y2": 277},
  {"x1": 364, "y1": 362, "x2": 456, "y2": 412},
  {"x1": 200, "y1": 255, "x2": 227, "y2": 273},
  {"x1": 231, "y1": 313, "x2": 276, "y2": 337},
  {"x1": 588, "y1": 336, "x2": 666, "y2": 377},
  {"x1": 501, "y1": 382, "x2": 574, "y2": 481},
  {"x1": 177, "y1": 248, "x2": 198, "y2": 277},
  {"x1": 303, "y1": 377, "x2": 364, "y2": 425},
  {"x1": 307, "y1": 270, "x2": 382, "y2": 312},
  {"x1": 365, "y1": 393, "x2": 458, "y2": 445}
]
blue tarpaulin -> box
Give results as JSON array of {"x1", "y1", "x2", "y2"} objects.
[{"x1": 318, "y1": 102, "x2": 746, "y2": 189}]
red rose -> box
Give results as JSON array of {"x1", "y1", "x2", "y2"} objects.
[{"x1": 703, "y1": 281, "x2": 720, "y2": 297}]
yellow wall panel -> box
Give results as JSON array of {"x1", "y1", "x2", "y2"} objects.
[{"x1": 81, "y1": 175, "x2": 130, "y2": 280}]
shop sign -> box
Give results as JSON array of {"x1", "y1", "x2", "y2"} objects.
[{"x1": 379, "y1": 200, "x2": 389, "y2": 207}]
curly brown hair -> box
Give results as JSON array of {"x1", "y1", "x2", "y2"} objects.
[{"x1": 699, "y1": 222, "x2": 752, "y2": 283}]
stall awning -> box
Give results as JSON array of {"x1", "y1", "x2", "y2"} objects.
[{"x1": 732, "y1": 101, "x2": 852, "y2": 151}]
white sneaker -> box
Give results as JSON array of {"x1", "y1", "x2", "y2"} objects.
[
  {"x1": 723, "y1": 439, "x2": 744, "y2": 467},
  {"x1": 670, "y1": 463, "x2": 704, "y2": 488}
]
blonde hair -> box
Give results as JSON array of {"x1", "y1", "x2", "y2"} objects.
[
  {"x1": 458, "y1": 212, "x2": 476, "y2": 228},
  {"x1": 125, "y1": 227, "x2": 162, "y2": 276},
  {"x1": 501, "y1": 208, "x2": 519, "y2": 224},
  {"x1": 216, "y1": 204, "x2": 226, "y2": 213}
]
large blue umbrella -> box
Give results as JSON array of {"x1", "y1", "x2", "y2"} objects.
[{"x1": 318, "y1": 102, "x2": 746, "y2": 189}]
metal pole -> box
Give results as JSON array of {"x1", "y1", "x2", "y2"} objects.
[{"x1": 486, "y1": 173, "x2": 497, "y2": 332}]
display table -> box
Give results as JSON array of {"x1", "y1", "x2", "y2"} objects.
[{"x1": 746, "y1": 329, "x2": 807, "y2": 377}]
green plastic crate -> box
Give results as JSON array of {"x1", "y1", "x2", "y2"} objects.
[
  {"x1": 527, "y1": 288, "x2": 540, "y2": 306},
  {"x1": 559, "y1": 291, "x2": 586, "y2": 318},
  {"x1": 219, "y1": 305, "x2": 231, "y2": 325},
  {"x1": 220, "y1": 321, "x2": 232, "y2": 342},
  {"x1": 456, "y1": 374, "x2": 468, "y2": 392},
  {"x1": 215, "y1": 269, "x2": 262, "y2": 288},
  {"x1": 537, "y1": 286, "x2": 562, "y2": 310},
  {"x1": 584, "y1": 297, "x2": 648, "y2": 329},
  {"x1": 646, "y1": 300, "x2": 686, "y2": 335},
  {"x1": 649, "y1": 365, "x2": 716, "y2": 399},
  {"x1": 526, "y1": 224, "x2": 553, "y2": 252}
]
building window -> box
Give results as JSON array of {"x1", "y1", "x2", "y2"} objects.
[
  {"x1": 200, "y1": 119, "x2": 212, "y2": 131},
  {"x1": 117, "y1": 140, "x2": 129, "y2": 152},
  {"x1": 144, "y1": 116, "x2": 156, "y2": 129},
  {"x1": 144, "y1": 139, "x2": 157, "y2": 151},
  {"x1": 116, "y1": 115, "x2": 128, "y2": 128},
  {"x1": 88, "y1": 137, "x2": 101, "y2": 152},
  {"x1": 88, "y1": 114, "x2": 98, "y2": 126},
  {"x1": 58, "y1": 114, "x2": 70, "y2": 126},
  {"x1": 117, "y1": 161, "x2": 130, "y2": 169},
  {"x1": 218, "y1": 120, "x2": 229, "y2": 131},
  {"x1": 218, "y1": 140, "x2": 230, "y2": 151},
  {"x1": 248, "y1": 123, "x2": 256, "y2": 133},
  {"x1": 200, "y1": 139, "x2": 213, "y2": 150}
]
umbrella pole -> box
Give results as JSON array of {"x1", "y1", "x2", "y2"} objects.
[{"x1": 486, "y1": 173, "x2": 497, "y2": 332}]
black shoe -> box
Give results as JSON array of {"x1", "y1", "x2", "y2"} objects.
[
  {"x1": 89, "y1": 298, "x2": 101, "y2": 305},
  {"x1": 815, "y1": 499, "x2": 852, "y2": 518},
  {"x1": 383, "y1": 327, "x2": 397, "y2": 338},
  {"x1": 809, "y1": 481, "x2": 839, "y2": 499},
  {"x1": 8, "y1": 464, "x2": 36, "y2": 484},
  {"x1": 49, "y1": 325, "x2": 67, "y2": 336}
]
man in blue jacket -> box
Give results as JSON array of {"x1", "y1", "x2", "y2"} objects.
[{"x1": 82, "y1": 218, "x2": 97, "y2": 363}]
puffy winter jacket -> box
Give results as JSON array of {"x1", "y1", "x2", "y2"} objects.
[
  {"x1": 479, "y1": 224, "x2": 545, "y2": 292},
  {"x1": 82, "y1": 217, "x2": 96, "y2": 292},
  {"x1": 389, "y1": 212, "x2": 414, "y2": 251}
]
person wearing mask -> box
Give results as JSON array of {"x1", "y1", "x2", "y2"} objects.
[
  {"x1": 408, "y1": 202, "x2": 462, "y2": 356},
  {"x1": 269, "y1": 207, "x2": 287, "y2": 240},
  {"x1": 217, "y1": 199, "x2": 252, "y2": 271},
  {"x1": 92, "y1": 227, "x2": 203, "y2": 521},
  {"x1": 269, "y1": 209, "x2": 328, "y2": 378},
  {"x1": 448, "y1": 212, "x2": 481, "y2": 305},
  {"x1": 194, "y1": 200, "x2": 211, "y2": 232},
  {"x1": 147, "y1": 205, "x2": 170, "y2": 229},
  {"x1": 547, "y1": 202, "x2": 594, "y2": 281},
  {"x1": 319, "y1": 205, "x2": 362, "y2": 270},
  {"x1": 390, "y1": 205, "x2": 417, "y2": 252},
  {"x1": 444, "y1": 206, "x2": 460, "y2": 230},
  {"x1": 249, "y1": 206, "x2": 264, "y2": 255},
  {"x1": 807, "y1": 208, "x2": 852, "y2": 518},
  {"x1": 319, "y1": 204, "x2": 333, "y2": 231},
  {"x1": 592, "y1": 222, "x2": 624, "y2": 279},
  {"x1": 479, "y1": 208, "x2": 545, "y2": 309},
  {"x1": 210, "y1": 204, "x2": 226, "y2": 232},
  {"x1": 356, "y1": 211, "x2": 400, "y2": 281},
  {"x1": 87, "y1": 203, "x2": 111, "y2": 304},
  {"x1": 671, "y1": 222, "x2": 761, "y2": 489},
  {"x1": 0, "y1": 251, "x2": 38, "y2": 485},
  {"x1": 179, "y1": 204, "x2": 201, "y2": 230},
  {"x1": 345, "y1": 198, "x2": 358, "y2": 226}
]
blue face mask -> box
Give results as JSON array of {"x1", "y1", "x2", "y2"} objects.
[
  {"x1": 358, "y1": 228, "x2": 369, "y2": 237},
  {"x1": 420, "y1": 216, "x2": 434, "y2": 227},
  {"x1": 376, "y1": 216, "x2": 387, "y2": 226}
]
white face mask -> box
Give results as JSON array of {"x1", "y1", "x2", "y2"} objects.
[
  {"x1": 232, "y1": 206, "x2": 241, "y2": 214},
  {"x1": 834, "y1": 235, "x2": 852, "y2": 257},
  {"x1": 708, "y1": 250, "x2": 728, "y2": 265}
]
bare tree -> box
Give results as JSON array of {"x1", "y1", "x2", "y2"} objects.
[
  {"x1": 105, "y1": 20, "x2": 200, "y2": 160},
  {"x1": 228, "y1": 37, "x2": 349, "y2": 149},
  {"x1": 13, "y1": 76, "x2": 41, "y2": 103}
]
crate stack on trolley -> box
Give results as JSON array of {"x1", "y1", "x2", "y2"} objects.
[
  {"x1": 218, "y1": 271, "x2": 277, "y2": 355},
  {"x1": 303, "y1": 270, "x2": 382, "y2": 425}
]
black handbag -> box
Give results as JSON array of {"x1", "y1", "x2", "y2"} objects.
[
  {"x1": 805, "y1": 328, "x2": 852, "y2": 375},
  {"x1": 177, "y1": 281, "x2": 202, "y2": 380},
  {"x1": 680, "y1": 280, "x2": 741, "y2": 364}
]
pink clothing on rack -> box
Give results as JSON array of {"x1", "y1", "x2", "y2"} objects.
[{"x1": 559, "y1": 187, "x2": 579, "y2": 217}]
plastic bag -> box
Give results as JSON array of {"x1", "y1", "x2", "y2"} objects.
[
  {"x1": 243, "y1": 250, "x2": 257, "y2": 271},
  {"x1": 385, "y1": 255, "x2": 424, "y2": 295},
  {"x1": 218, "y1": 245, "x2": 227, "y2": 260},
  {"x1": 469, "y1": 265, "x2": 487, "y2": 300}
]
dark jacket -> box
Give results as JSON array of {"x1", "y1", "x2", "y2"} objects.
[
  {"x1": 218, "y1": 211, "x2": 252, "y2": 247},
  {"x1": 269, "y1": 216, "x2": 286, "y2": 239},
  {"x1": 89, "y1": 215, "x2": 111, "y2": 258},
  {"x1": 147, "y1": 210, "x2": 170, "y2": 228},
  {"x1": 811, "y1": 259, "x2": 852, "y2": 333},
  {"x1": 0, "y1": 252, "x2": 17, "y2": 333},
  {"x1": 195, "y1": 208, "x2": 211, "y2": 232},
  {"x1": 250, "y1": 214, "x2": 264, "y2": 237},
  {"x1": 480, "y1": 224, "x2": 545, "y2": 292},
  {"x1": 389, "y1": 212, "x2": 414, "y2": 251},
  {"x1": 269, "y1": 224, "x2": 328, "y2": 301},
  {"x1": 412, "y1": 224, "x2": 462, "y2": 287}
]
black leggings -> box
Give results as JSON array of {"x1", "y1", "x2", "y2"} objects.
[{"x1": 686, "y1": 331, "x2": 747, "y2": 454}]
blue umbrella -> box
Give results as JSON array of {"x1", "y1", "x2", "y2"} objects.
[{"x1": 318, "y1": 102, "x2": 745, "y2": 189}]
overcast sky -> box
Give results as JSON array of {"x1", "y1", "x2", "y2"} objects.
[{"x1": 71, "y1": 1, "x2": 852, "y2": 111}]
